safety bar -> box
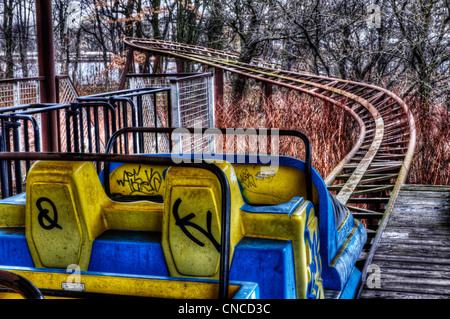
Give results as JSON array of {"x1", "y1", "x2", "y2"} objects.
[
  {"x1": 0, "y1": 269, "x2": 44, "y2": 299},
  {"x1": 105, "y1": 127, "x2": 313, "y2": 202}
]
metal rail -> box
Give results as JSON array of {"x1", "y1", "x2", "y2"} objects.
[{"x1": 123, "y1": 38, "x2": 417, "y2": 298}]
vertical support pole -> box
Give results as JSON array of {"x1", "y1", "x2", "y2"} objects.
[
  {"x1": 152, "y1": 55, "x2": 162, "y2": 74},
  {"x1": 170, "y1": 80, "x2": 181, "y2": 128},
  {"x1": 35, "y1": 0, "x2": 57, "y2": 151},
  {"x1": 13, "y1": 82, "x2": 20, "y2": 106},
  {"x1": 118, "y1": 48, "x2": 135, "y2": 90},
  {"x1": 170, "y1": 79, "x2": 181, "y2": 153},
  {"x1": 214, "y1": 68, "x2": 224, "y2": 113},
  {"x1": 143, "y1": 53, "x2": 150, "y2": 73},
  {"x1": 176, "y1": 58, "x2": 185, "y2": 73},
  {"x1": 207, "y1": 74, "x2": 216, "y2": 153},
  {"x1": 207, "y1": 74, "x2": 215, "y2": 128},
  {"x1": 262, "y1": 82, "x2": 272, "y2": 106}
]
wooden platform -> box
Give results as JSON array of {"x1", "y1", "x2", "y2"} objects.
[{"x1": 359, "y1": 185, "x2": 450, "y2": 299}]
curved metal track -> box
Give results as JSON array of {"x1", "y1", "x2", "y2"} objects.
[{"x1": 123, "y1": 37, "x2": 417, "y2": 297}]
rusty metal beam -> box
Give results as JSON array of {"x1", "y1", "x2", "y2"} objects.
[{"x1": 35, "y1": 0, "x2": 57, "y2": 151}]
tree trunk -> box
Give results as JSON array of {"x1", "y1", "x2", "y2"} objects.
[{"x1": 3, "y1": 0, "x2": 14, "y2": 78}]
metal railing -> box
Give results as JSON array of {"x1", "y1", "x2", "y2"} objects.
[
  {"x1": 0, "y1": 103, "x2": 69, "y2": 197},
  {"x1": 0, "y1": 77, "x2": 42, "y2": 108},
  {"x1": 77, "y1": 87, "x2": 172, "y2": 154},
  {"x1": 169, "y1": 73, "x2": 215, "y2": 154},
  {"x1": 125, "y1": 72, "x2": 216, "y2": 153},
  {"x1": 0, "y1": 88, "x2": 174, "y2": 196}
]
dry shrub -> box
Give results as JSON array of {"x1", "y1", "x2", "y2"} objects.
[
  {"x1": 77, "y1": 81, "x2": 120, "y2": 97},
  {"x1": 216, "y1": 85, "x2": 358, "y2": 178},
  {"x1": 406, "y1": 98, "x2": 449, "y2": 185},
  {"x1": 217, "y1": 83, "x2": 449, "y2": 185}
]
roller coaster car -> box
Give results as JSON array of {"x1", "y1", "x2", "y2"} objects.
[{"x1": 0, "y1": 129, "x2": 366, "y2": 299}]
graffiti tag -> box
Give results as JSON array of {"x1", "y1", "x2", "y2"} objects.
[
  {"x1": 116, "y1": 165, "x2": 162, "y2": 195},
  {"x1": 239, "y1": 169, "x2": 257, "y2": 189},
  {"x1": 36, "y1": 197, "x2": 62, "y2": 230},
  {"x1": 172, "y1": 198, "x2": 221, "y2": 252}
]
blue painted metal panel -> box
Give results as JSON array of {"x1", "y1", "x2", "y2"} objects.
[
  {"x1": 88, "y1": 230, "x2": 169, "y2": 276},
  {"x1": 0, "y1": 193, "x2": 26, "y2": 205},
  {"x1": 98, "y1": 163, "x2": 125, "y2": 185},
  {"x1": 0, "y1": 227, "x2": 34, "y2": 267},
  {"x1": 340, "y1": 267, "x2": 362, "y2": 299},
  {"x1": 240, "y1": 197, "x2": 304, "y2": 216},
  {"x1": 229, "y1": 237, "x2": 296, "y2": 299}
]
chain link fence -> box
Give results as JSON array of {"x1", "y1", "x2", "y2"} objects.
[
  {"x1": 127, "y1": 72, "x2": 215, "y2": 154},
  {"x1": 0, "y1": 77, "x2": 42, "y2": 108}
]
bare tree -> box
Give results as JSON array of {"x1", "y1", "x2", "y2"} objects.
[
  {"x1": 1, "y1": 0, "x2": 14, "y2": 78},
  {"x1": 216, "y1": 0, "x2": 285, "y2": 99},
  {"x1": 387, "y1": 0, "x2": 449, "y2": 102}
]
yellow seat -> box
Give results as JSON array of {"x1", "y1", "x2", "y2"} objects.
[
  {"x1": 161, "y1": 162, "x2": 244, "y2": 279},
  {"x1": 24, "y1": 161, "x2": 164, "y2": 271}
]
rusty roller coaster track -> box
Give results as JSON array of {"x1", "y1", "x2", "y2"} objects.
[{"x1": 124, "y1": 37, "x2": 417, "y2": 297}]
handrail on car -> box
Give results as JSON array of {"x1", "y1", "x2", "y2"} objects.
[
  {"x1": 103, "y1": 127, "x2": 313, "y2": 299},
  {"x1": 105, "y1": 127, "x2": 313, "y2": 202},
  {"x1": 0, "y1": 269, "x2": 44, "y2": 299}
]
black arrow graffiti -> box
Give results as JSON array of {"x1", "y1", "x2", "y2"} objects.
[
  {"x1": 172, "y1": 198, "x2": 221, "y2": 252},
  {"x1": 36, "y1": 197, "x2": 62, "y2": 230}
]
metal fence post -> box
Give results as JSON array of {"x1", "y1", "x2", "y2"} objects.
[
  {"x1": 207, "y1": 75, "x2": 216, "y2": 153},
  {"x1": 170, "y1": 80, "x2": 181, "y2": 153},
  {"x1": 13, "y1": 82, "x2": 20, "y2": 106}
]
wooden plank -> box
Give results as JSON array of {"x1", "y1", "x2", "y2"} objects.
[
  {"x1": 391, "y1": 206, "x2": 450, "y2": 214},
  {"x1": 384, "y1": 224, "x2": 450, "y2": 233},
  {"x1": 371, "y1": 259, "x2": 450, "y2": 273},
  {"x1": 336, "y1": 173, "x2": 397, "y2": 180},
  {"x1": 370, "y1": 254, "x2": 450, "y2": 265},
  {"x1": 360, "y1": 185, "x2": 450, "y2": 299},
  {"x1": 397, "y1": 190, "x2": 450, "y2": 198},
  {"x1": 352, "y1": 185, "x2": 395, "y2": 195},
  {"x1": 391, "y1": 206, "x2": 450, "y2": 215},
  {"x1": 393, "y1": 200, "x2": 450, "y2": 208},
  {"x1": 388, "y1": 214, "x2": 450, "y2": 224},
  {"x1": 380, "y1": 237, "x2": 450, "y2": 247},
  {"x1": 379, "y1": 268, "x2": 450, "y2": 282},
  {"x1": 388, "y1": 212, "x2": 450, "y2": 221},
  {"x1": 361, "y1": 281, "x2": 450, "y2": 296},
  {"x1": 395, "y1": 196, "x2": 450, "y2": 203},
  {"x1": 360, "y1": 289, "x2": 449, "y2": 299},
  {"x1": 384, "y1": 217, "x2": 450, "y2": 228},
  {"x1": 358, "y1": 174, "x2": 398, "y2": 184},
  {"x1": 401, "y1": 185, "x2": 450, "y2": 192},
  {"x1": 397, "y1": 190, "x2": 450, "y2": 197},
  {"x1": 380, "y1": 226, "x2": 450, "y2": 240},
  {"x1": 368, "y1": 273, "x2": 450, "y2": 290},
  {"x1": 375, "y1": 244, "x2": 450, "y2": 258},
  {"x1": 347, "y1": 197, "x2": 390, "y2": 203}
]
